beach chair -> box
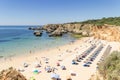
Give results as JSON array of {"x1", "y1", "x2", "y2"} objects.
[
  {"x1": 83, "y1": 63, "x2": 90, "y2": 67},
  {"x1": 72, "y1": 60, "x2": 78, "y2": 65}
]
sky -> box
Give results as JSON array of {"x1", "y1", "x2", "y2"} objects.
[{"x1": 0, "y1": 0, "x2": 120, "y2": 25}]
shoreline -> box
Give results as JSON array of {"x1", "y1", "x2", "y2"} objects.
[
  {"x1": 0, "y1": 38, "x2": 76, "y2": 59},
  {"x1": 0, "y1": 37, "x2": 76, "y2": 58},
  {"x1": 1, "y1": 37, "x2": 120, "y2": 80},
  {"x1": 0, "y1": 37, "x2": 83, "y2": 62}
]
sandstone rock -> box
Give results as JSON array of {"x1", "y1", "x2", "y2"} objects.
[
  {"x1": 88, "y1": 32, "x2": 94, "y2": 36},
  {"x1": 49, "y1": 29, "x2": 63, "y2": 37},
  {"x1": 82, "y1": 31, "x2": 89, "y2": 36},
  {"x1": 92, "y1": 24, "x2": 120, "y2": 42},
  {"x1": 72, "y1": 30, "x2": 82, "y2": 34},
  {"x1": 43, "y1": 23, "x2": 94, "y2": 37},
  {"x1": 0, "y1": 67, "x2": 27, "y2": 80},
  {"x1": 33, "y1": 31, "x2": 42, "y2": 36},
  {"x1": 43, "y1": 24, "x2": 60, "y2": 33},
  {"x1": 28, "y1": 27, "x2": 43, "y2": 30}
]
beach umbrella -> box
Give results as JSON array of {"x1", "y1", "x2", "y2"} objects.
[{"x1": 51, "y1": 73, "x2": 60, "y2": 79}]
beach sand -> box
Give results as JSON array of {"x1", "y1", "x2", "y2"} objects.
[{"x1": 0, "y1": 37, "x2": 120, "y2": 80}]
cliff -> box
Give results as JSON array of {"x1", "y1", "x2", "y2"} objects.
[
  {"x1": 43, "y1": 23, "x2": 94, "y2": 37},
  {"x1": 43, "y1": 23, "x2": 120, "y2": 42},
  {"x1": 92, "y1": 24, "x2": 120, "y2": 41},
  {"x1": 28, "y1": 17, "x2": 120, "y2": 41}
]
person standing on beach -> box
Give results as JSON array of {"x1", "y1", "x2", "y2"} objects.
[{"x1": 40, "y1": 60, "x2": 42, "y2": 65}]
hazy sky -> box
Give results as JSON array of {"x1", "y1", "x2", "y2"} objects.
[{"x1": 0, "y1": 0, "x2": 120, "y2": 25}]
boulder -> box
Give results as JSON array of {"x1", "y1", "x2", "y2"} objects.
[
  {"x1": 72, "y1": 30, "x2": 82, "y2": 34},
  {"x1": 82, "y1": 31, "x2": 88, "y2": 36},
  {"x1": 28, "y1": 27, "x2": 43, "y2": 30},
  {"x1": 0, "y1": 67, "x2": 27, "y2": 80},
  {"x1": 43, "y1": 24, "x2": 60, "y2": 33},
  {"x1": 88, "y1": 32, "x2": 94, "y2": 36},
  {"x1": 49, "y1": 29, "x2": 63, "y2": 37},
  {"x1": 42, "y1": 23, "x2": 95, "y2": 37},
  {"x1": 33, "y1": 31, "x2": 42, "y2": 36}
]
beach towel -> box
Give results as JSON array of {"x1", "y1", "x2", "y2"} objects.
[{"x1": 33, "y1": 70, "x2": 41, "y2": 74}]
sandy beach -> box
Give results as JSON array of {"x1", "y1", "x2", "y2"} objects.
[{"x1": 0, "y1": 37, "x2": 120, "y2": 80}]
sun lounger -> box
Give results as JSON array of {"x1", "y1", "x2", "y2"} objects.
[
  {"x1": 83, "y1": 63, "x2": 90, "y2": 67},
  {"x1": 72, "y1": 60, "x2": 78, "y2": 65}
]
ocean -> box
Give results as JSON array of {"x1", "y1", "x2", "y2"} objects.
[{"x1": 0, "y1": 26, "x2": 76, "y2": 57}]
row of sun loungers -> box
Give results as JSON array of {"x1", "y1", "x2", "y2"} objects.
[
  {"x1": 97, "y1": 45, "x2": 111, "y2": 65},
  {"x1": 72, "y1": 44, "x2": 96, "y2": 65},
  {"x1": 83, "y1": 44, "x2": 103, "y2": 67}
]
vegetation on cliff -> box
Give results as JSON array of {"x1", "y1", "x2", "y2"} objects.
[
  {"x1": 71, "y1": 17, "x2": 120, "y2": 26},
  {"x1": 29, "y1": 17, "x2": 120, "y2": 38},
  {"x1": 98, "y1": 51, "x2": 120, "y2": 80},
  {"x1": 71, "y1": 33, "x2": 88, "y2": 38}
]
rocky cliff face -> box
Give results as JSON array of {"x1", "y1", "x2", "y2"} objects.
[
  {"x1": 0, "y1": 67, "x2": 27, "y2": 80},
  {"x1": 29, "y1": 23, "x2": 120, "y2": 42},
  {"x1": 92, "y1": 24, "x2": 120, "y2": 41},
  {"x1": 43, "y1": 23, "x2": 94, "y2": 37}
]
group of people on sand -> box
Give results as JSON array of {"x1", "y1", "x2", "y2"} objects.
[
  {"x1": 19, "y1": 38, "x2": 101, "y2": 80},
  {"x1": 18, "y1": 55, "x2": 68, "y2": 80}
]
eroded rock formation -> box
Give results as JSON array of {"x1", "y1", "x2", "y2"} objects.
[
  {"x1": 0, "y1": 67, "x2": 27, "y2": 80},
  {"x1": 33, "y1": 31, "x2": 42, "y2": 36},
  {"x1": 29, "y1": 23, "x2": 120, "y2": 42},
  {"x1": 43, "y1": 23, "x2": 94, "y2": 37},
  {"x1": 92, "y1": 24, "x2": 120, "y2": 41}
]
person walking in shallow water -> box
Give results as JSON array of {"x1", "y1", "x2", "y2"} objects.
[{"x1": 29, "y1": 50, "x2": 31, "y2": 54}]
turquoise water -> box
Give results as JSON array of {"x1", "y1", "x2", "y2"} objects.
[{"x1": 0, "y1": 26, "x2": 76, "y2": 57}]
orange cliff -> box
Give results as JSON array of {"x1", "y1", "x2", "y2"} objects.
[{"x1": 91, "y1": 24, "x2": 120, "y2": 42}]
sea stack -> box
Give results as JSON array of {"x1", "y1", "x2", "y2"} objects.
[{"x1": 33, "y1": 30, "x2": 42, "y2": 36}]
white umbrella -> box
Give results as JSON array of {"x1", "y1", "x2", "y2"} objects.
[{"x1": 51, "y1": 73, "x2": 60, "y2": 79}]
